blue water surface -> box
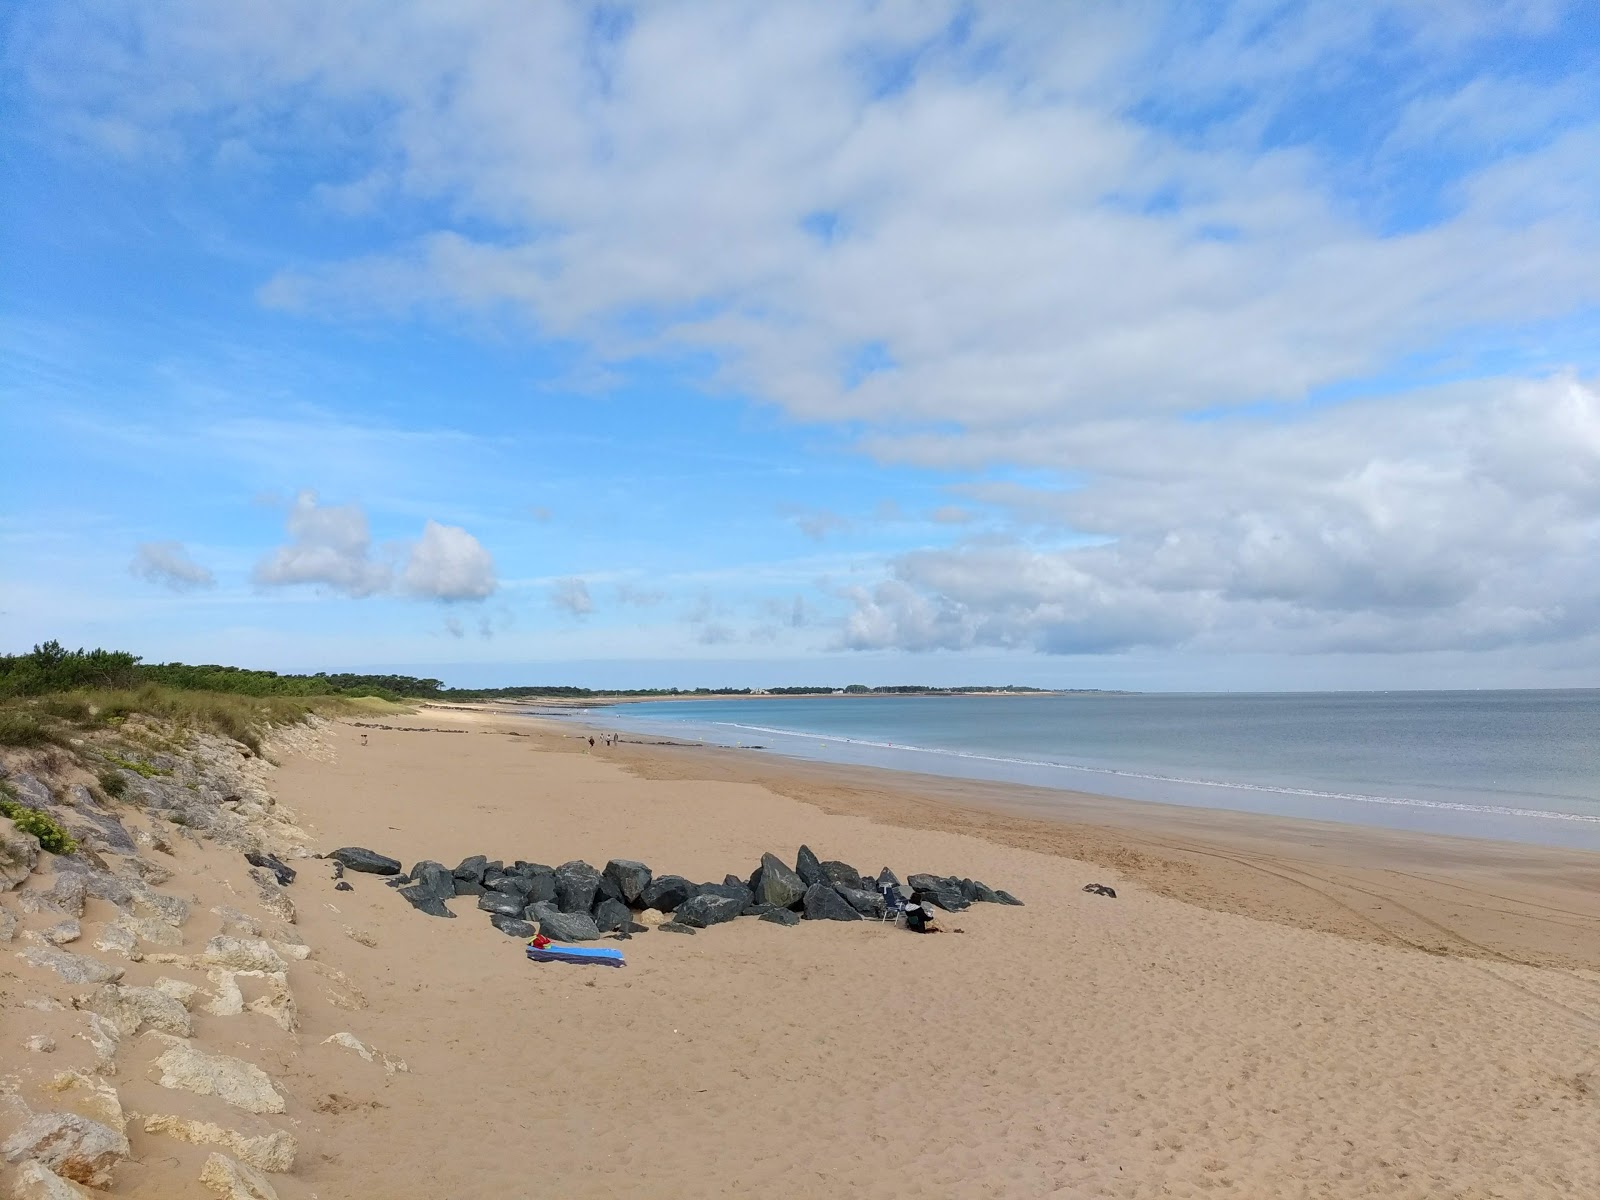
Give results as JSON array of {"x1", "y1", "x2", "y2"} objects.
[{"x1": 564, "y1": 691, "x2": 1600, "y2": 850}]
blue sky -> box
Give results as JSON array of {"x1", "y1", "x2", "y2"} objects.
[{"x1": 3, "y1": 1, "x2": 1599, "y2": 689}]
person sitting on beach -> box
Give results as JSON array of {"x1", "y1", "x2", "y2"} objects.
[{"x1": 904, "y1": 898, "x2": 942, "y2": 934}]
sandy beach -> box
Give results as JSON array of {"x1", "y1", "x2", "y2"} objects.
[{"x1": 6, "y1": 708, "x2": 1600, "y2": 1198}]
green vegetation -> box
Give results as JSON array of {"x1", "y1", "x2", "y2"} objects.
[
  {"x1": 0, "y1": 785, "x2": 77, "y2": 855},
  {"x1": 96, "y1": 768, "x2": 129, "y2": 799},
  {"x1": 0, "y1": 709, "x2": 68, "y2": 748}
]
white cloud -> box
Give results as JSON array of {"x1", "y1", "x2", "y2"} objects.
[
  {"x1": 614, "y1": 582, "x2": 665, "y2": 608},
  {"x1": 929, "y1": 505, "x2": 974, "y2": 525},
  {"x1": 253, "y1": 490, "x2": 391, "y2": 597},
  {"x1": 845, "y1": 375, "x2": 1600, "y2": 655},
  {"x1": 550, "y1": 577, "x2": 594, "y2": 616},
  {"x1": 254, "y1": 490, "x2": 497, "y2": 601},
  {"x1": 401, "y1": 519, "x2": 497, "y2": 601},
  {"x1": 130, "y1": 541, "x2": 216, "y2": 591},
  {"x1": 789, "y1": 507, "x2": 851, "y2": 542}
]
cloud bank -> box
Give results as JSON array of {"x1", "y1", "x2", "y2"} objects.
[{"x1": 130, "y1": 541, "x2": 215, "y2": 592}]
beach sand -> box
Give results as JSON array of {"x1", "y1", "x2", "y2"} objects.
[{"x1": 6, "y1": 709, "x2": 1599, "y2": 1198}]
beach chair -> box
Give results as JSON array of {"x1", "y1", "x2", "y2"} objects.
[{"x1": 880, "y1": 882, "x2": 908, "y2": 924}]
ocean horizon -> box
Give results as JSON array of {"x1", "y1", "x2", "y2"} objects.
[{"x1": 570, "y1": 689, "x2": 1600, "y2": 851}]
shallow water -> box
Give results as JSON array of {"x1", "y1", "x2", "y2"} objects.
[{"x1": 572, "y1": 691, "x2": 1600, "y2": 850}]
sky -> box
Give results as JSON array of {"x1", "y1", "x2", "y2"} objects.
[{"x1": 3, "y1": 0, "x2": 1599, "y2": 691}]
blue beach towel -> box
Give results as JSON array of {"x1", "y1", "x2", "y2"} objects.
[{"x1": 526, "y1": 942, "x2": 626, "y2": 968}]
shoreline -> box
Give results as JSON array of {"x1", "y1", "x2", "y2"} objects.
[{"x1": 426, "y1": 702, "x2": 1600, "y2": 972}]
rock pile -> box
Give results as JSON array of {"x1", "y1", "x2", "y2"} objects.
[{"x1": 346, "y1": 842, "x2": 1024, "y2": 940}]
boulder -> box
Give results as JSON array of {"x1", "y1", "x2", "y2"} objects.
[
  {"x1": 3, "y1": 816, "x2": 38, "y2": 888},
  {"x1": 554, "y1": 861, "x2": 603, "y2": 914},
  {"x1": 243, "y1": 853, "x2": 295, "y2": 887},
  {"x1": 397, "y1": 883, "x2": 455, "y2": 918},
  {"x1": 526, "y1": 902, "x2": 600, "y2": 942},
  {"x1": 452, "y1": 854, "x2": 488, "y2": 882},
  {"x1": 16, "y1": 946, "x2": 124, "y2": 985},
  {"x1": 657, "y1": 922, "x2": 695, "y2": 935},
  {"x1": 794, "y1": 844, "x2": 824, "y2": 886},
  {"x1": 0, "y1": 906, "x2": 16, "y2": 941},
  {"x1": 759, "y1": 907, "x2": 801, "y2": 927},
  {"x1": 477, "y1": 891, "x2": 526, "y2": 917},
  {"x1": 876, "y1": 866, "x2": 901, "y2": 889},
  {"x1": 819, "y1": 860, "x2": 865, "y2": 890},
  {"x1": 489, "y1": 914, "x2": 537, "y2": 938},
  {"x1": 452, "y1": 875, "x2": 485, "y2": 897},
  {"x1": 694, "y1": 881, "x2": 752, "y2": 909},
  {"x1": 51, "y1": 787, "x2": 137, "y2": 857},
  {"x1": 327, "y1": 847, "x2": 400, "y2": 875},
  {"x1": 2, "y1": 1112, "x2": 130, "y2": 1189},
  {"x1": 802, "y1": 882, "x2": 862, "y2": 922},
  {"x1": 149, "y1": 1035, "x2": 286, "y2": 1114},
  {"x1": 142, "y1": 1115, "x2": 296, "y2": 1173},
  {"x1": 43, "y1": 918, "x2": 81, "y2": 945},
  {"x1": 640, "y1": 874, "x2": 694, "y2": 912},
  {"x1": 202, "y1": 937, "x2": 287, "y2": 973},
  {"x1": 10, "y1": 1160, "x2": 95, "y2": 1199},
  {"x1": 969, "y1": 880, "x2": 1002, "y2": 904},
  {"x1": 198, "y1": 1151, "x2": 280, "y2": 1200},
  {"x1": 907, "y1": 873, "x2": 968, "y2": 912},
  {"x1": 592, "y1": 898, "x2": 633, "y2": 933},
  {"x1": 334, "y1": 881, "x2": 353, "y2": 892},
  {"x1": 673, "y1": 893, "x2": 743, "y2": 928},
  {"x1": 87, "y1": 982, "x2": 194, "y2": 1037},
  {"x1": 742, "y1": 902, "x2": 778, "y2": 917},
  {"x1": 832, "y1": 883, "x2": 886, "y2": 918},
  {"x1": 994, "y1": 889, "x2": 1024, "y2": 906},
  {"x1": 405, "y1": 861, "x2": 455, "y2": 902},
  {"x1": 20, "y1": 871, "x2": 87, "y2": 918},
  {"x1": 722, "y1": 873, "x2": 745, "y2": 888},
  {"x1": 602, "y1": 859, "x2": 652, "y2": 906},
  {"x1": 751, "y1": 853, "x2": 807, "y2": 910},
  {"x1": 487, "y1": 873, "x2": 534, "y2": 897}
]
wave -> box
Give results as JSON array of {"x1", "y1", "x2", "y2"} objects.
[{"x1": 710, "y1": 721, "x2": 1600, "y2": 826}]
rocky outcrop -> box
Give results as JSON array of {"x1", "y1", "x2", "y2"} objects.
[
  {"x1": 148, "y1": 1036, "x2": 286, "y2": 1114},
  {"x1": 16, "y1": 946, "x2": 124, "y2": 985},
  {"x1": 327, "y1": 847, "x2": 401, "y2": 875},
  {"x1": 86, "y1": 982, "x2": 194, "y2": 1038},
  {"x1": 2, "y1": 816, "x2": 41, "y2": 889},
  {"x1": 2, "y1": 1111, "x2": 130, "y2": 1189},
  {"x1": 143, "y1": 1116, "x2": 297, "y2": 1173},
  {"x1": 202, "y1": 936, "x2": 287, "y2": 973},
  {"x1": 199, "y1": 1152, "x2": 280, "y2": 1200},
  {"x1": 10, "y1": 1160, "x2": 94, "y2": 1199}
]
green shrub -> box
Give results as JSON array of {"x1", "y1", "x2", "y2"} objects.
[
  {"x1": 102, "y1": 752, "x2": 168, "y2": 778},
  {"x1": 0, "y1": 710, "x2": 64, "y2": 747},
  {"x1": 0, "y1": 794, "x2": 77, "y2": 855},
  {"x1": 97, "y1": 768, "x2": 129, "y2": 799}
]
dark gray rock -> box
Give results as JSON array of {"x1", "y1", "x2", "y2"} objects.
[
  {"x1": 407, "y1": 861, "x2": 455, "y2": 902},
  {"x1": 833, "y1": 883, "x2": 886, "y2": 918},
  {"x1": 490, "y1": 914, "x2": 537, "y2": 938},
  {"x1": 245, "y1": 852, "x2": 296, "y2": 887},
  {"x1": 751, "y1": 853, "x2": 807, "y2": 910},
  {"x1": 477, "y1": 891, "x2": 527, "y2": 917},
  {"x1": 452, "y1": 855, "x2": 488, "y2": 882},
  {"x1": 334, "y1": 880, "x2": 353, "y2": 892},
  {"x1": 593, "y1": 897, "x2": 633, "y2": 933},
  {"x1": 331, "y1": 860, "x2": 345, "y2": 879},
  {"x1": 554, "y1": 861, "x2": 603, "y2": 914},
  {"x1": 482, "y1": 867, "x2": 505, "y2": 889},
  {"x1": 55, "y1": 785, "x2": 137, "y2": 855},
  {"x1": 329, "y1": 847, "x2": 402, "y2": 875},
  {"x1": 743, "y1": 903, "x2": 779, "y2": 917},
  {"x1": 488, "y1": 873, "x2": 534, "y2": 898},
  {"x1": 794, "y1": 844, "x2": 824, "y2": 886},
  {"x1": 453, "y1": 876, "x2": 486, "y2": 897},
  {"x1": 994, "y1": 889, "x2": 1024, "y2": 906},
  {"x1": 525, "y1": 902, "x2": 600, "y2": 942},
  {"x1": 511, "y1": 860, "x2": 552, "y2": 874},
  {"x1": 802, "y1": 882, "x2": 862, "y2": 922},
  {"x1": 695, "y1": 881, "x2": 752, "y2": 908},
  {"x1": 658, "y1": 922, "x2": 696, "y2": 935},
  {"x1": 640, "y1": 874, "x2": 694, "y2": 912},
  {"x1": 876, "y1": 867, "x2": 901, "y2": 889},
  {"x1": 819, "y1": 860, "x2": 864, "y2": 890},
  {"x1": 722, "y1": 874, "x2": 745, "y2": 888},
  {"x1": 908, "y1": 873, "x2": 969, "y2": 912},
  {"x1": 759, "y1": 907, "x2": 801, "y2": 927},
  {"x1": 398, "y1": 883, "x2": 455, "y2": 918},
  {"x1": 524, "y1": 870, "x2": 557, "y2": 905},
  {"x1": 969, "y1": 880, "x2": 1002, "y2": 904},
  {"x1": 674, "y1": 893, "x2": 743, "y2": 928},
  {"x1": 384, "y1": 877, "x2": 407, "y2": 890}
]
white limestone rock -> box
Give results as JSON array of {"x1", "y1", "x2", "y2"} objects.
[
  {"x1": 9, "y1": 1160, "x2": 94, "y2": 1199},
  {"x1": 15, "y1": 946, "x2": 123, "y2": 985},
  {"x1": 1, "y1": 1112, "x2": 130, "y2": 1190},
  {"x1": 199, "y1": 1151, "x2": 280, "y2": 1200},
  {"x1": 86, "y1": 981, "x2": 194, "y2": 1038},
  {"x1": 142, "y1": 1114, "x2": 297, "y2": 1173},
  {"x1": 147, "y1": 1035, "x2": 286, "y2": 1114}
]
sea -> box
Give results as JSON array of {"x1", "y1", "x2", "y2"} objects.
[{"x1": 568, "y1": 691, "x2": 1600, "y2": 851}]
